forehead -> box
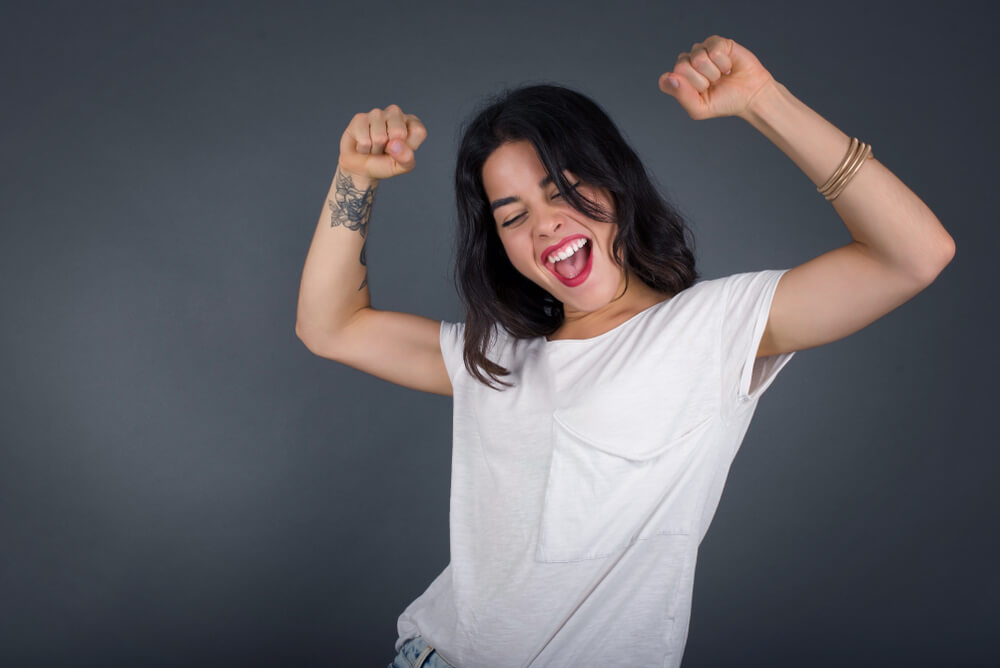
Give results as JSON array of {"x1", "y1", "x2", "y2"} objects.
[
  {"x1": 482, "y1": 140, "x2": 572, "y2": 205},
  {"x1": 482, "y1": 140, "x2": 544, "y2": 190}
]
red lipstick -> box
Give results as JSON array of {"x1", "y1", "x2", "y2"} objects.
[
  {"x1": 542, "y1": 235, "x2": 593, "y2": 288},
  {"x1": 541, "y1": 234, "x2": 589, "y2": 264}
]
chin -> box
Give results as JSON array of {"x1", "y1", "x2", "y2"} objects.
[
  {"x1": 556, "y1": 276, "x2": 625, "y2": 314},
  {"x1": 526, "y1": 257, "x2": 621, "y2": 312}
]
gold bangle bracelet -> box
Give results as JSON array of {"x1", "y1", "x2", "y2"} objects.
[
  {"x1": 817, "y1": 136, "x2": 873, "y2": 201},
  {"x1": 827, "y1": 146, "x2": 872, "y2": 201},
  {"x1": 825, "y1": 143, "x2": 873, "y2": 201},
  {"x1": 817, "y1": 137, "x2": 859, "y2": 194},
  {"x1": 825, "y1": 141, "x2": 869, "y2": 195},
  {"x1": 820, "y1": 139, "x2": 866, "y2": 197}
]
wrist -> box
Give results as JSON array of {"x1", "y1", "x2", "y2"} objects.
[
  {"x1": 336, "y1": 163, "x2": 380, "y2": 189},
  {"x1": 738, "y1": 79, "x2": 788, "y2": 127}
]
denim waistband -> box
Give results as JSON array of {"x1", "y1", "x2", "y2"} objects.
[{"x1": 397, "y1": 634, "x2": 457, "y2": 668}]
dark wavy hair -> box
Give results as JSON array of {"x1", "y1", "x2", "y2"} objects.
[{"x1": 453, "y1": 82, "x2": 699, "y2": 389}]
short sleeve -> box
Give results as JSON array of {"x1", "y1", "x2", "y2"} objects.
[
  {"x1": 720, "y1": 269, "x2": 796, "y2": 416},
  {"x1": 439, "y1": 320, "x2": 466, "y2": 385}
]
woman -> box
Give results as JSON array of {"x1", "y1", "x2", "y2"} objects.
[{"x1": 296, "y1": 35, "x2": 954, "y2": 668}]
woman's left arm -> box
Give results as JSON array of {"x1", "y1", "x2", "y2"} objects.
[{"x1": 660, "y1": 35, "x2": 956, "y2": 358}]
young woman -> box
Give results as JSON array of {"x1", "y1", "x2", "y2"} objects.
[{"x1": 296, "y1": 35, "x2": 954, "y2": 668}]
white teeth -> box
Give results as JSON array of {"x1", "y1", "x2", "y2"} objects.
[{"x1": 547, "y1": 238, "x2": 587, "y2": 263}]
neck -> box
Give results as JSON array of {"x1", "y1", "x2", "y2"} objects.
[{"x1": 552, "y1": 272, "x2": 674, "y2": 340}]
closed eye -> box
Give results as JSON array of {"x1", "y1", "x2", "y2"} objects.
[{"x1": 500, "y1": 182, "x2": 581, "y2": 227}]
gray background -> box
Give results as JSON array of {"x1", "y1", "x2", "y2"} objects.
[{"x1": 1, "y1": 1, "x2": 995, "y2": 666}]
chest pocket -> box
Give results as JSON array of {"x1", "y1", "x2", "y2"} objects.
[{"x1": 535, "y1": 378, "x2": 716, "y2": 563}]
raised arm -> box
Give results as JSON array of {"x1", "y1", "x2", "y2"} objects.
[
  {"x1": 659, "y1": 36, "x2": 955, "y2": 359},
  {"x1": 295, "y1": 106, "x2": 452, "y2": 396}
]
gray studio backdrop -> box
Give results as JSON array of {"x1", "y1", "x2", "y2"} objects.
[{"x1": 1, "y1": 1, "x2": 995, "y2": 666}]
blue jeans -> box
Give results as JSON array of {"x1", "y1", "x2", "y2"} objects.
[{"x1": 389, "y1": 634, "x2": 457, "y2": 668}]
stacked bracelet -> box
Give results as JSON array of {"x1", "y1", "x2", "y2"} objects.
[{"x1": 817, "y1": 137, "x2": 873, "y2": 201}]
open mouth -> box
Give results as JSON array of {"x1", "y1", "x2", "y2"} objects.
[{"x1": 544, "y1": 236, "x2": 593, "y2": 287}]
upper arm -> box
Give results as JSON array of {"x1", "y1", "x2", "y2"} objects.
[
  {"x1": 296, "y1": 307, "x2": 452, "y2": 396},
  {"x1": 757, "y1": 240, "x2": 950, "y2": 359}
]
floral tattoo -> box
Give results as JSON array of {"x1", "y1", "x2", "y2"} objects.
[{"x1": 329, "y1": 169, "x2": 375, "y2": 291}]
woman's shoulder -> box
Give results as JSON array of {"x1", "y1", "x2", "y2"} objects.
[
  {"x1": 676, "y1": 270, "x2": 785, "y2": 305},
  {"x1": 439, "y1": 319, "x2": 536, "y2": 359}
]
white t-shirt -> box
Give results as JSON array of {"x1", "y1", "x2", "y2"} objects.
[{"x1": 396, "y1": 269, "x2": 796, "y2": 667}]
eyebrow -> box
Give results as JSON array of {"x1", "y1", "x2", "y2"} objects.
[{"x1": 489, "y1": 174, "x2": 556, "y2": 213}]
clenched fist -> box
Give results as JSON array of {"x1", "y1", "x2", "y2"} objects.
[
  {"x1": 338, "y1": 104, "x2": 427, "y2": 181},
  {"x1": 658, "y1": 35, "x2": 777, "y2": 121}
]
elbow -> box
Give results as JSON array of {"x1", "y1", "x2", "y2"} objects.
[
  {"x1": 916, "y1": 235, "x2": 956, "y2": 286},
  {"x1": 296, "y1": 319, "x2": 349, "y2": 361},
  {"x1": 934, "y1": 232, "x2": 956, "y2": 274},
  {"x1": 941, "y1": 234, "x2": 956, "y2": 265},
  {"x1": 295, "y1": 322, "x2": 311, "y2": 351},
  {"x1": 296, "y1": 309, "x2": 367, "y2": 359},
  {"x1": 295, "y1": 321, "x2": 325, "y2": 356}
]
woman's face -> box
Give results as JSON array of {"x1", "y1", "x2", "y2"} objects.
[{"x1": 482, "y1": 140, "x2": 626, "y2": 314}]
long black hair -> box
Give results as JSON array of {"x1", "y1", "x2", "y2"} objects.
[{"x1": 453, "y1": 82, "x2": 699, "y2": 389}]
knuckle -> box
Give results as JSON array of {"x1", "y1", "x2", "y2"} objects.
[{"x1": 405, "y1": 122, "x2": 423, "y2": 138}]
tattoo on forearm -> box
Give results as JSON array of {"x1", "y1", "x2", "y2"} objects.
[{"x1": 329, "y1": 169, "x2": 375, "y2": 291}]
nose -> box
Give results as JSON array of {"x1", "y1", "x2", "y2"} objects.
[{"x1": 533, "y1": 205, "x2": 566, "y2": 238}]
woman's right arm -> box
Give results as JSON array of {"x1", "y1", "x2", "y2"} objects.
[{"x1": 295, "y1": 106, "x2": 452, "y2": 397}]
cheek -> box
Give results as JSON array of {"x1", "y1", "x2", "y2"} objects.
[
  {"x1": 501, "y1": 237, "x2": 538, "y2": 276},
  {"x1": 597, "y1": 226, "x2": 622, "y2": 263}
]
